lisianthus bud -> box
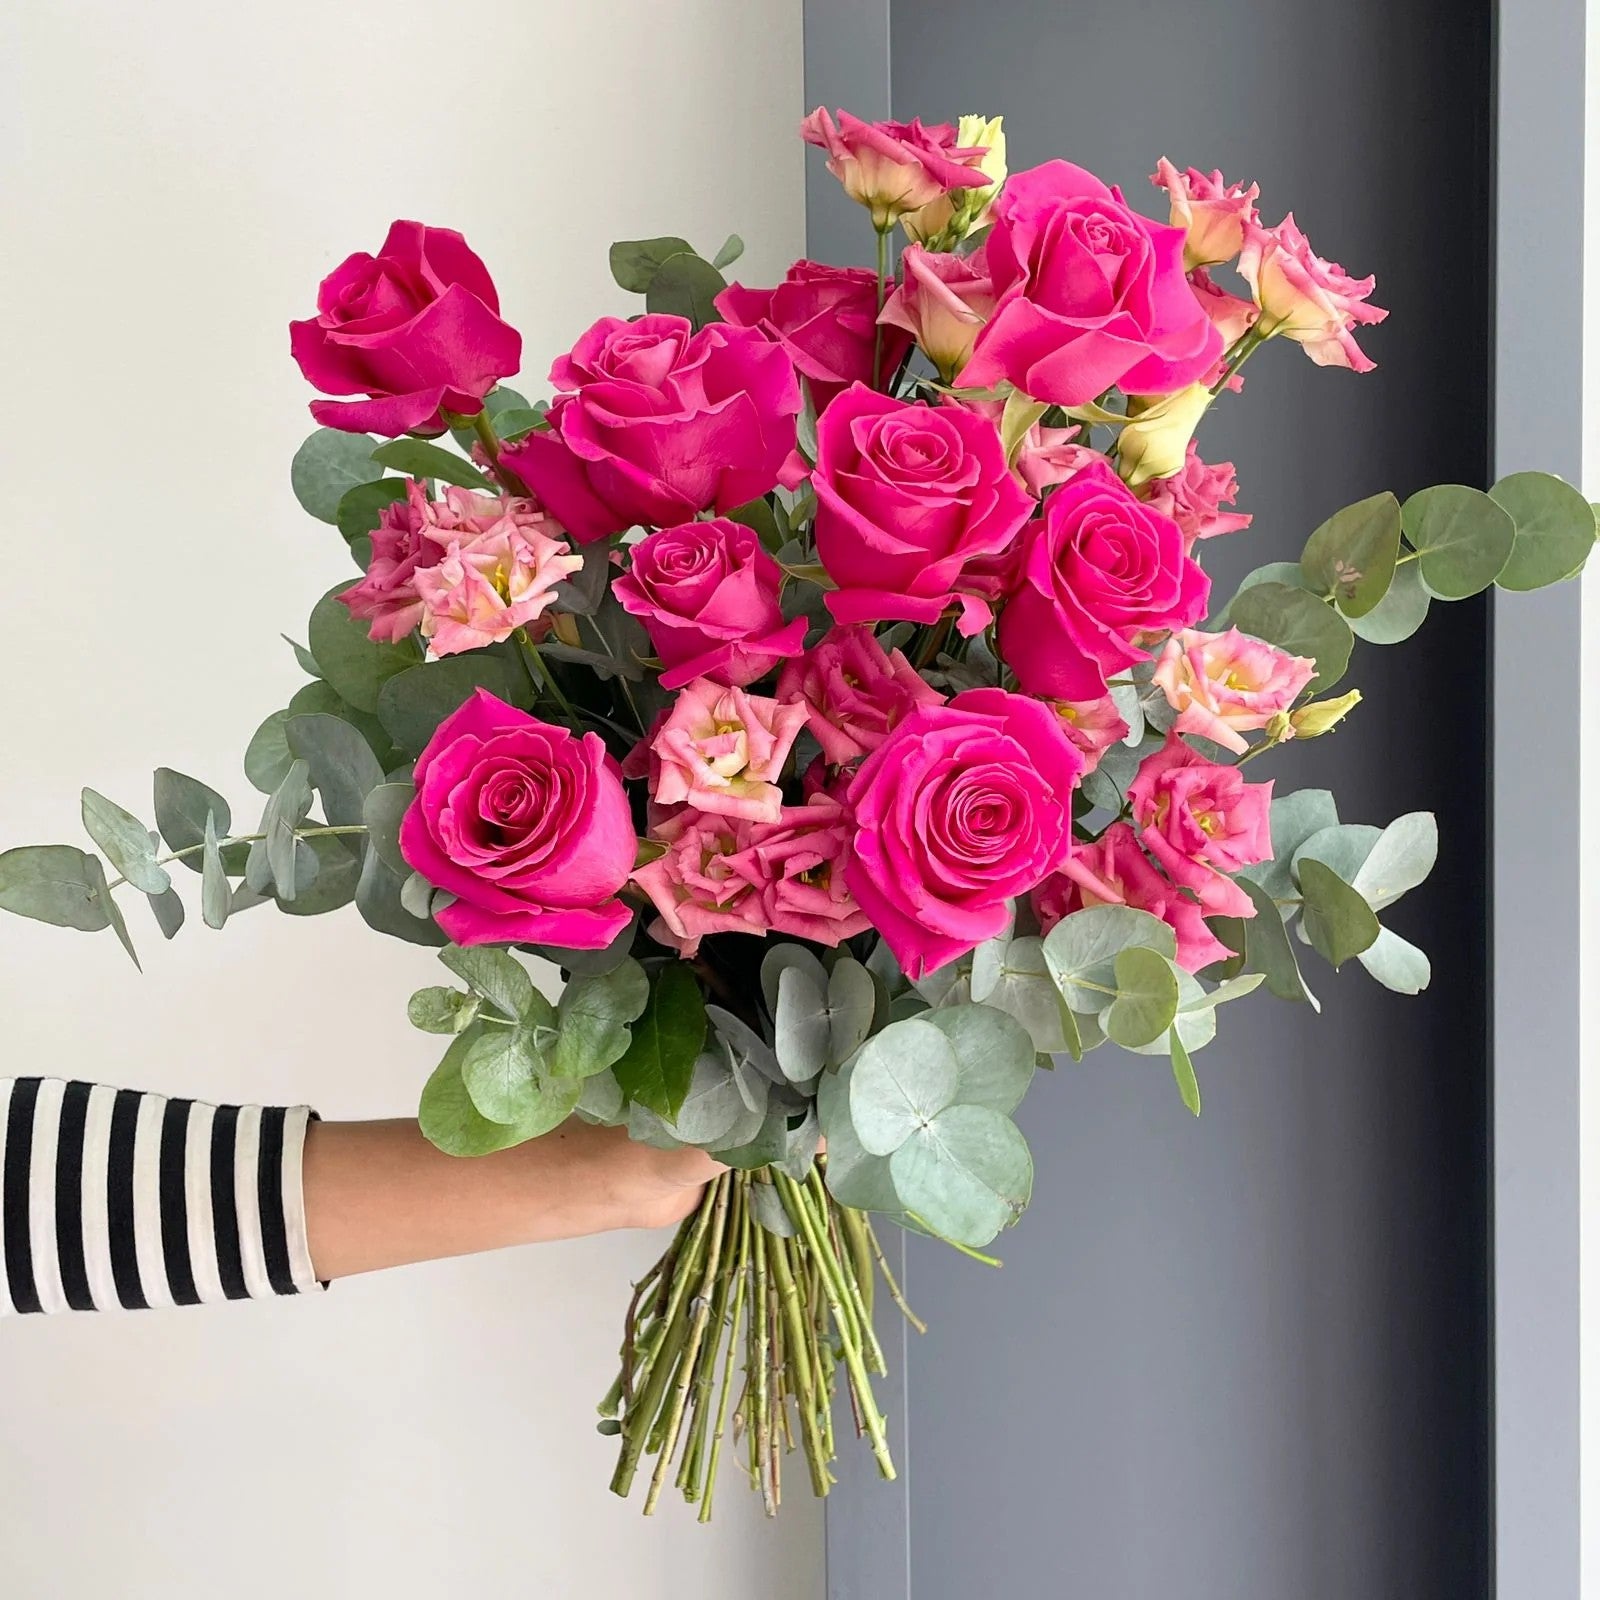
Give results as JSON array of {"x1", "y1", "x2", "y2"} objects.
[
  {"x1": 1288, "y1": 689, "x2": 1362, "y2": 739},
  {"x1": 801, "y1": 108, "x2": 991, "y2": 232},
  {"x1": 902, "y1": 114, "x2": 1007, "y2": 248},
  {"x1": 1115, "y1": 382, "x2": 1212, "y2": 487}
]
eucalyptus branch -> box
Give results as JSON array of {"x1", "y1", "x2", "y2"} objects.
[{"x1": 104, "y1": 824, "x2": 369, "y2": 894}]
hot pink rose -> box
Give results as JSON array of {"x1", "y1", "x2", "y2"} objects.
[
  {"x1": 960, "y1": 161, "x2": 1223, "y2": 406},
  {"x1": 651, "y1": 679, "x2": 809, "y2": 823},
  {"x1": 1128, "y1": 736, "x2": 1272, "y2": 917},
  {"x1": 1149, "y1": 160, "x2": 1261, "y2": 269},
  {"x1": 289, "y1": 221, "x2": 521, "y2": 436},
  {"x1": 613, "y1": 519, "x2": 806, "y2": 690},
  {"x1": 800, "y1": 108, "x2": 991, "y2": 229},
  {"x1": 776, "y1": 625, "x2": 944, "y2": 767},
  {"x1": 1153, "y1": 628, "x2": 1314, "y2": 755},
  {"x1": 715, "y1": 261, "x2": 910, "y2": 411},
  {"x1": 1054, "y1": 695, "x2": 1129, "y2": 774},
  {"x1": 725, "y1": 798, "x2": 872, "y2": 947},
  {"x1": 1139, "y1": 442, "x2": 1252, "y2": 549},
  {"x1": 812, "y1": 384, "x2": 1033, "y2": 634},
  {"x1": 999, "y1": 457, "x2": 1208, "y2": 699},
  {"x1": 878, "y1": 246, "x2": 996, "y2": 381},
  {"x1": 846, "y1": 688, "x2": 1084, "y2": 977},
  {"x1": 501, "y1": 315, "x2": 801, "y2": 543},
  {"x1": 1032, "y1": 821, "x2": 1230, "y2": 973},
  {"x1": 1238, "y1": 215, "x2": 1387, "y2": 372},
  {"x1": 399, "y1": 690, "x2": 634, "y2": 949},
  {"x1": 631, "y1": 809, "x2": 767, "y2": 957}
]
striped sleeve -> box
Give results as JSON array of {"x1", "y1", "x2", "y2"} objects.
[{"x1": 0, "y1": 1079, "x2": 322, "y2": 1315}]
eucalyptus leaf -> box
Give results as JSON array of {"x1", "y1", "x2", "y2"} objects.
[
  {"x1": 1170, "y1": 1028, "x2": 1202, "y2": 1116},
  {"x1": 706, "y1": 1006, "x2": 783, "y2": 1087},
  {"x1": 889, "y1": 1103, "x2": 1032, "y2": 1248},
  {"x1": 828, "y1": 958, "x2": 876, "y2": 1065},
  {"x1": 440, "y1": 944, "x2": 538, "y2": 1022},
  {"x1": 399, "y1": 870, "x2": 436, "y2": 920},
  {"x1": 775, "y1": 963, "x2": 830, "y2": 1082},
  {"x1": 449, "y1": 386, "x2": 534, "y2": 453},
  {"x1": 1239, "y1": 880, "x2": 1319, "y2": 1009},
  {"x1": 551, "y1": 958, "x2": 650, "y2": 1078},
  {"x1": 664, "y1": 1051, "x2": 748, "y2": 1146},
  {"x1": 408, "y1": 985, "x2": 481, "y2": 1035},
  {"x1": 375, "y1": 655, "x2": 528, "y2": 756},
  {"x1": 1292, "y1": 823, "x2": 1383, "y2": 888},
  {"x1": 817, "y1": 1063, "x2": 903, "y2": 1214},
  {"x1": 462, "y1": 1024, "x2": 551, "y2": 1124},
  {"x1": 1211, "y1": 561, "x2": 1310, "y2": 628},
  {"x1": 290, "y1": 429, "x2": 380, "y2": 523},
  {"x1": 1239, "y1": 788, "x2": 1339, "y2": 903},
  {"x1": 80, "y1": 790, "x2": 169, "y2": 896},
  {"x1": 275, "y1": 833, "x2": 361, "y2": 917},
  {"x1": 153, "y1": 769, "x2": 232, "y2": 873},
  {"x1": 286, "y1": 712, "x2": 384, "y2": 828},
  {"x1": 0, "y1": 845, "x2": 112, "y2": 931},
  {"x1": 200, "y1": 812, "x2": 230, "y2": 931},
  {"x1": 1357, "y1": 926, "x2": 1432, "y2": 994},
  {"x1": 711, "y1": 233, "x2": 745, "y2": 271},
  {"x1": 260, "y1": 759, "x2": 313, "y2": 902},
  {"x1": 534, "y1": 913, "x2": 640, "y2": 978},
  {"x1": 146, "y1": 885, "x2": 185, "y2": 939},
  {"x1": 849, "y1": 1018, "x2": 960, "y2": 1156},
  {"x1": 1103, "y1": 947, "x2": 1181, "y2": 1048},
  {"x1": 1298, "y1": 859, "x2": 1381, "y2": 968},
  {"x1": 244, "y1": 710, "x2": 294, "y2": 795},
  {"x1": 576, "y1": 1069, "x2": 625, "y2": 1125},
  {"x1": 609, "y1": 236, "x2": 695, "y2": 293},
  {"x1": 354, "y1": 850, "x2": 448, "y2": 946},
  {"x1": 922, "y1": 1003, "x2": 1036, "y2": 1113},
  {"x1": 645, "y1": 251, "x2": 726, "y2": 326},
  {"x1": 1042, "y1": 904, "x2": 1176, "y2": 1013},
  {"x1": 335, "y1": 478, "x2": 410, "y2": 548},
  {"x1": 1227, "y1": 582, "x2": 1354, "y2": 694},
  {"x1": 1351, "y1": 812, "x2": 1437, "y2": 912},
  {"x1": 1300, "y1": 491, "x2": 1401, "y2": 618},
  {"x1": 748, "y1": 1180, "x2": 797, "y2": 1237},
  {"x1": 968, "y1": 933, "x2": 1071, "y2": 1055},
  {"x1": 760, "y1": 943, "x2": 828, "y2": 1018},
  {"x1": 1401, "y1": 484, "x2": 1516, "y2": 599},
  {"x1": 307, "y1": 583, "x2": 422, "y2": 714},
  {"x1": 1347, "y1": 559, "x2": 1430, "y2": 644},
  {"x1": 418, "y1": 1030, "x2": 539, "y2": 1156},
  {"x1": 362, "y1": 782, "x2": 414, "y2": 876},
  {"x1": 1490, "y1": 470, "x2": 1597, "y2": 590},
  {"x1": 89, "y1": 856, "x2": 139, "y2": 969}
]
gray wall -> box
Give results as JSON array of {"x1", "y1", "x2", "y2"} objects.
[{"x1": 812, "y1": 2, "x2": 1495, "y2": 1596}]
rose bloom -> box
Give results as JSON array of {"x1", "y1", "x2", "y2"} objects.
[
  {"x1": 613, "y1": 518, "x2": 807, "y2": 690},
  {"x1": 501, "y1": 314, "x2": 801, "y2": 543},
  {"x1": 812, "y1": 384, "x2": 1033, "y2": 634},
  {"x1": 290, "y1": 221, "x2": 520, "y2": 436},
  {"x1": 1148, "y1": 159, "x2": 1261, "y2": 269},
  {"x1": 725, "y1": 798, "x2": 872, "y2": 947},
  {"x1": 1238, "y1": 215, "x2": 1387, "y2": 372},
  {"x1": 999, "y1": 458, "x2": 1209, "y2": 699},
  {"x1": 1128, "y1": 735, "x2": 1272, "y2": 917},
  {"x1": 716, "y1": 260, "x2": 910, "y2": 412},
  {"x1": 846, "y1": 687, "x2": 1084, "y2": 977},
  {"x1": 801, "y1": 108, "x2": 991, "y2": 229},
  {"x1": 1153, "y1": 629, "x2": 1314, "y2": 755},
  {"x1": 398, "y1": 690, "x2": 634, "y2": 948},
  {"x1": 776, "y1": 625, "x2": 944, "y2": 766},
  {"x1": 631, "y1": 808, "x2": 767, "y2": 957},
  {"x1": 651, "y1": 679, "x2": 809, "y2": 823},
  {"x1": 878, "y1": 246, "x2": 996, "y2": 381},
  {"x1": 1054, "y1": 694, "x2": 1129, "y2": 774},
  {"x1": 1032, "y1": 822, "x2": 1231, "y2": 973},
  {"x1": 1139, "y1": 441, "x2": 1252, "y2": 549},
  {"x1": 960, "y1": 161, "x2": 1223, "y2": 406}
]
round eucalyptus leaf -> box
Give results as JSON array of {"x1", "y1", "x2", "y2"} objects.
[
  {"x1": 827, "y1": 958, "x2": 876, "y2": 1065},
  {"x1": 1299, "y1": 490, "x2": 1401, "y2": 618},
  {"x1": 0, "y1": 844, "x2": 112, "y2": 932},
  {"x1": 80, "y1": 789, "x2": 170, "y2": 896},
  {"x1": 576, "y1": 1068, "x2": 625, "y2": 1126},
  {"x1": 1103, "y1": 947, "x2": 1181, "y2": 1048},
  {"x1": 775, "y1": 963, "x2": 830, "y2": 1082},
  {"x1": 749, "y1": 1180, "x2": 798, "y2": 1238},
  {"x1": 1042, "y1": 903, "x2": 1176, "y2": 1013},
  {"x1": 286, "y1": 712, "x2": 385, "y2": 829},
  {"x1": 964, "y1": 934, "x2": 1070, "y2": 1056},
  {"x1": 1169, "y1": 1029, "x2": 1202, "y2": 1116},
  {"x1": 1120, "y1": 966, "x2": 1216, "y2": 1055},
  {"x1": 1351, "y1": 812, "x2": 1437, "y2": 912},
  {"x1": 665, "y1": 1051, "x2": 748, "y2": 1146},
  {"x1": 408, "y1": 985, "x2": 480, "y2": 1036},
  {"x1": 889, "y1": 1103, "x2": 1033, "y2": 1248},
  {"x1": 290, "y1": 429, "x2": 380, "y2": 523},
  {"x1": 1292, "y1": 823, "x2": 1382, "y2": 887},
  {"x1": 1490, "y1": 470, "x2": 1597, "y2": 590},
  {"x1": 462, "y1": 1024, "x2": 549, "y2": 1124},
  {"x1": 244, "y1": 710, "x2": 294, "y2": 795},
  {"x1": 645, "y1": 251, "x2": 727, "y2": 327},
  {"x1": 849, "y1": 1018, "x2": 961, "y2": 1156},
  {"x1": 1298, "y1": 858, "x2": 1381, "y2": 969},
  {"x1": 440, "y1": 943, "x2": 537, "y2": 1022},
  {"x1": 922, "y1": 1003, "x2": 1036, "y2": 1112},
  {"x1": 1210, "y1": 561, "x2": 1308, "y2": 629},
  {"x1": 418, "y1": 1030, "x2": 533, "y2": 1157},
  {"x1": 706, "y1": 1006, "x2": 783, "y2": 1089},
  {"x1": 817, "y1": 1063, "x2": 903, "y2": 1214},
  {"x1": 1401, "y1": 484, "x2": 1515, "y2": 599},
  {"x1": 375, "y1": 653, "x2": 527, "y2": 756},
  {"x1": 153, "y1": 769, "x2": 232, "y2": 873},
  {"x1": 1357, "y1": 926, "x2": 1432, "y2": 994},
  {"x1": 761, "y1": 942, "x2": 828, "y2": 1018},
  {"x1": 362, "y1": 782, "x2": 414, "y2": 876},
  {"x1": 336, "y1": 478, "x2": 409, "y2": 548},
  {"x1": 1239, "y1": 788, "x2": 1339, "y2": 903},
  {"x1": 551, "y1": 957, "x2": 650, "y2": 1079},
  {"x1": 354, "y1": 849, "x2": 448, "y2": 947},
  {"x1": 1226, "y1": 582, "x2": 1354, "y2": 694},
  {"x1": 307, "y1": 584, "x2": 422, "y2": 714},
  {"x1": 1348, "y1": 558, "x2": 1430, "y2": 644},
  {"x1": 276, "y1": 834, "x2": 361, "y2": 917}
]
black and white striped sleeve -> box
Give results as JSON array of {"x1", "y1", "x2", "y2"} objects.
[{"x1": 0, "y1": 1079, "x2": 322, "y2": 1314}]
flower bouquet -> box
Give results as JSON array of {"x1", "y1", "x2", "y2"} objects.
[{"x1": 3, "y1": 108, "x2": 1593, "y2": 1520}]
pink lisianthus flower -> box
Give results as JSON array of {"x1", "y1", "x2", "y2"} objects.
[
  {"x1": 1153, "y1": 628, "x2": 1315, "y2": 755},
  {"x1": 776, "y1": 625, "x2": 944, "y2": 767},
  {"x1": 961, "y1": 396, "x2": 1100, "y2": 497},
  {"x1": 878, "y1": 246, "x2": 996, "y2": 381},
  {"x1": 846, "y1": 687, "x2": 1084, "y2": 978},
  {"x1": 1139, "y1": 442, "x2": 1252, "y2": 550},
  {"x1": 715, "y1": 260, "x2": 910, "y2": 413},
  {"x1": 800, "y1": 108, "x2": 991, "y2": 229},
  {"x1": 1237, "y1": 214, "x2": 1387, "y2": 372},
  {"x1": 1032, "y1": 821, "x2": 1231, "y2": 973},
  {"x1": 651, "y1": 679, "x2": 809, "y2": 823},
  {"x1": 613, "y1": 518, "x2": 807, "y2": 690},
  {"x1": 631, "y1": 808, "x2": 768, "y2": 958},
  {"x1": 398, "y1": 690, "x2": 634, "y2": 949},
  {"x1": 338, "y1": 480, "x2": 445, "y2": 642},
  {"x1": 725, "y1": 798, "x2": 873, "y2": 947},
  {"x1": 1128, "y1": 735, "x2": 1273, "y2": 917},
  {"x1": 1149, "y1": 160, "x2": 1261, "y2": 270},
  {"x1": 1053, "y1": 694, "x2": 1129, "y2": 774}
]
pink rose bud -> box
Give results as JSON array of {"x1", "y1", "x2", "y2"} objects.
[
  {"x1": 725, "y1": 798, "x2": 873, "y2": 948},
  {"x1": 1153, "y1": 628, "x2": 1315, "y2": 755},
  {"x1": 1127, "y1": 735, "x2": 1273, "y2": 918},
  {"x1": 1149, "y1": 159, "x2": 1261, "y2": 269},
  {"x1": 1053, "y1": 695, "x2": 1129, "y2": 775},
  {"x1": 777, "y1": 625, "x2": 945, "y2": 768},
  {"x1": 812, "y1": 385, "x2": 1033, "y2": 636},
  {"x1": 998, "y1": 458, "x2": 1209, "y2": 700},
  {"x1": 716, "y1": 260, "x2": 911, "y2": 413},
  {"x1": 398, "y1": 691, "x2": 635, "y2": 949},
  {"x1": 651, "y1": 679, "x2": 809, "y2": 824},
  {"x1": 1032, "y1": 821, "x2": 1232, "y2": 974},
  {"x1": 614, "y1": 519, "x2": 807, "y2": 690},
  {"x1": 1137, "y1": 442, "x2": 1252, "y2": 549},
  {"x1": 878, "y1": 246, "x2": 997, "y2": 382},
  {"x1": 630, "y1": 808, "x2": 769, "y2": 957},
  {"x1": 1237, "y1": 215, "x2": 1387, "y2": 372},
  {"x1": 846, "y1": 688, "x2": 1084, "y2": 978},
  {"x1": 289, "y1": 221, "x2": 521, "y2": 436},
  {"x1": 800, "y1": 108, "x2": 991, "y2": 230},
  {"x1": 960, "y1": 161, "x2": 1223, "y2": 406},
  {"x1": 501, "y1": 315, "x2": 801, "y2": 543}
]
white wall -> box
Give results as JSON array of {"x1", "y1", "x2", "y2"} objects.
[{"x1": 0, "y1": 3, "x2": 821, "y2": 1596}]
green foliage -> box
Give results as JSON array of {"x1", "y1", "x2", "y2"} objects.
[
  {"x1": 354, "y1": 848, "x2": 447, "y2": 947},
  {"x1": 1347, "y1": 560, "x2": 1430, "y2": 644},
  {"x1": 1401, "y1": 484, "x2": 1515, "y2": 599},
  {"x1": 153, "y1": 769, "x2": 231, "y2": 874},
  {"x1": 1042, "y1": 904, "x2": 1176, "y2": 1013},
  {"x1": 609, "y1": 236, "x2": 695, "y2": 292},
  {"x1": 711, "y1": 233, "x2": 745, "y2": 271},
  {"x1": 80, "y1": 789, "x2": 169, "y2": 896},
  {"x1": 286, "y1": 713, "x2": 384, "y2": 829},
  {"x1": 849, "y1": 1019, "x2": 959, "y2": 1156},
  {"x1": 1241, "y1": 788, "x2": 1339, "y2": 903},
  {"x1": 889, "y1": 1103, "x2": 1033, "y2": 1249},
  {"x1": 362, "y1": 781, "x2": 414, "y2": 875},
  {"x1": 1297, "y1": 858, "x2": 1380, "y2": 968},
  {"x1": 1169, "y1": 1028, "x2": 1201, "y2": 1116},
  {"x1": 441, "y1": 943, "x2": 536, "y2": 1021},
  {"x1": 418, "y1": 1030, "x2": 549, "y2": 1157},
  {"x1": 307, "y1": 583, "x2": 422, "y2": 714},
  {"x1": 919, "y1": 1004, "x2": 1035, "y2": 1113},
  {"x1": 375, "y1": 653, "x2": 528, "y2": 756},
  {"x1": 336, "y1": 478, "x2": 409, "y2": 550},
  {"x1": 244, "y1": 710, "x2": 294, "y2": 794},
  {"x1": 290, "y1": 429, "x2": 380, "y2": 523},
  {"x1": 551, "y1": 958, "x2": 650, "y2": 1079},
  {"x1": 970, "y1": 931, "x2": 1072, "y2": 1055},
  {"x1": 1227, "y1": 581, "x2": 1354, "y2": 693},
  {"x1": 612, "y1": 963, "x2": 707, "y2": 1119},
  {"x1": 0, "y1": 844, "x2": 113, "y2": 931},
  {"x1": 646, "y1": 253, "x2": 727, "y2": 326},
  {"x1": 201, "y1": 812, "x2": 230, "y2": 930},
  {"x1": 449, "y1": 386, "x2": 534, "y2": 454},
  {"x1": 370, "y1": 438, "x2": 492, "y2": 491},
  {"x1": 1490, "y1": 471, "x2": 1598, "y2": 590},
  {"x1": 1103, "y1": 946, "x2": 1180, "y2": 1048},
  {"x1": 1300, "y1": 491, "x2": 1401, "y2": 618}
]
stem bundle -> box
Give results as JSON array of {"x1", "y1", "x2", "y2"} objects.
[{"x1": 602, "y1": 1166, "x2": 914, "y2": 1519}]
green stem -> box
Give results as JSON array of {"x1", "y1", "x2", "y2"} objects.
[
  {"x1": 767, "y1": 1222, "x2": 830, "y2": 1497},
  {"x1": 1209, "y1": 323, "x2": 1269, "y2": 398},
  {"x1": 873, "y1": 227, "x2": 890, "y2": 389},
  {"x1": 906, "y1": 1213, "x2": 1003, "y2": 1267},
  {"x1": 863, "y1": 1217, "x2": 927, "y2": 1335},
  {"x1": 699, "y1": 1180, "x2": 751, "y2": 1523},
  {"x1": 103, "y1": 824, "x2": 368, "y2": 895},
  {"x1": 516, "y1": 628, "x2": 579, "y2": 723}
]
